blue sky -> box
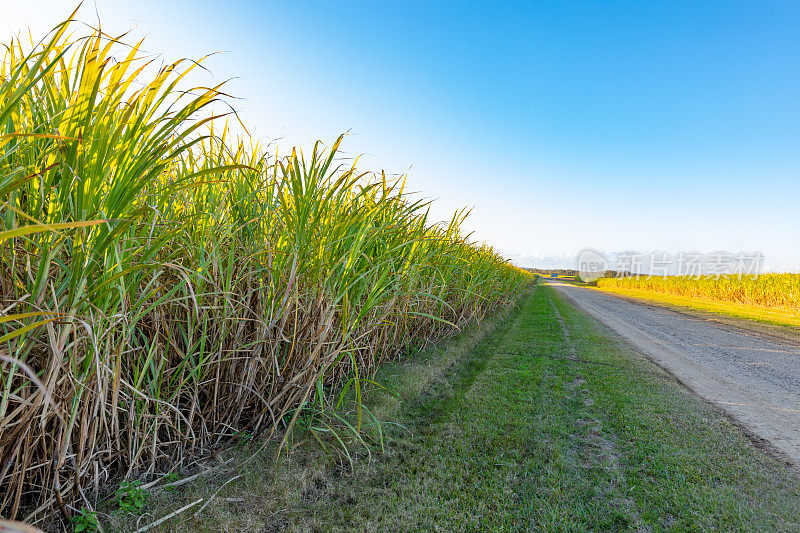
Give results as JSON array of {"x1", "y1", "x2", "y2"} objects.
[{"x1": 3, "y1": 1, "x2": 799, "y2": 270}]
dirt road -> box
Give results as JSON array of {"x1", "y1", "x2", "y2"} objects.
[{"x1": 547, "y1": 279, "x2": 800, "y2": 466}]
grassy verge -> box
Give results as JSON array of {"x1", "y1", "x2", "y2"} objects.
[
  {"x1": 106, "y1": 285, "x2": 800, "y2": 531},
  {"x1": 592, "y1": 285, "x2": 800, "y2": 328}
]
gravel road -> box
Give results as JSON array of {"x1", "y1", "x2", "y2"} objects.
[{"x1": 547, "y1": 279, "x2": 800, "y2": 466}]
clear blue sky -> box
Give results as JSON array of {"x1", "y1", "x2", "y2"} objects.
[{"x1": 3, "y1": 1, "x2": 799, "y2": 270}]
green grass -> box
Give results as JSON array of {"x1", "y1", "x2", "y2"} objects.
[{"x1": 114, "y1": 284, "x2": 800, "y2": 532}]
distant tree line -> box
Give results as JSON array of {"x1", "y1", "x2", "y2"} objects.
[{"x1": 524, "y1": 268, "x2": 623, "y2": 278}]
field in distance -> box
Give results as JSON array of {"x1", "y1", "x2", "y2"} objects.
[{"x1": 594, "y1": 274, "x2": 800, "y2": 328}]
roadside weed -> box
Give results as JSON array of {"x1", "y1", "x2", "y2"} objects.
[
  {"x1": 115, "y1": 481, "x2": 148, "y2": 513},
  {"x1": 70, "y1": 508, "x2": 99, "y2": 533}
]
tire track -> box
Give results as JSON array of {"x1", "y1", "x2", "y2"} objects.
[{"x1": 548, "y1": 293, "x2": 650, "y2": 533}]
